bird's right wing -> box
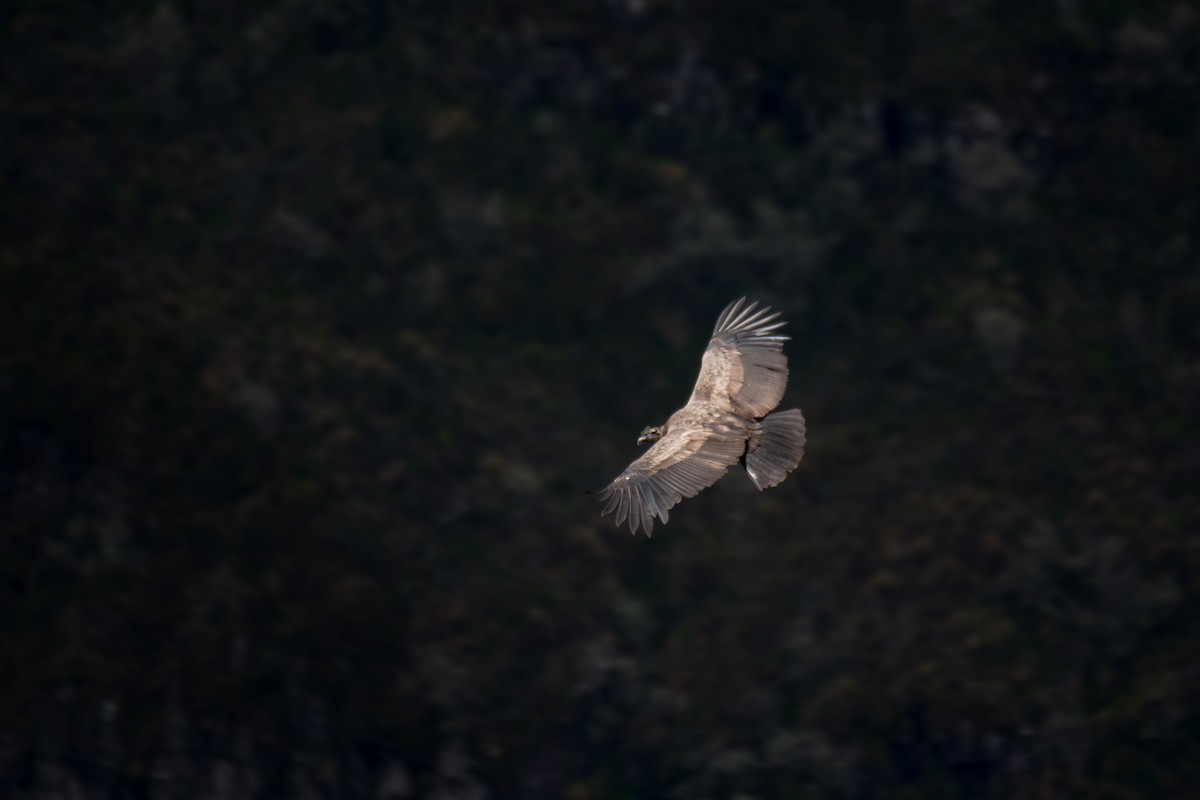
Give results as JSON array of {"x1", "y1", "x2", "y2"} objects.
[
  {"x1": 688, "y1": 297, "x2": 790, "y2": 419},
  {"x1": 597, "y1": 426, "x2": 745, "y2": 536}
]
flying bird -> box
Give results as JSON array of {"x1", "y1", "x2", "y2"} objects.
[{"x1": 597, "y1": 297, "x2": 806, "y2": 535}]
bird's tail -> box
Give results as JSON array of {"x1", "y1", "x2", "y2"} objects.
[{"x1": 744, "y1": 408, "x2": 806, "y2": 490}]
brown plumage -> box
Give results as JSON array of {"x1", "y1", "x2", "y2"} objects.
[{"x1": 597, "y1": 297, "x2": 806, "y2": 535}]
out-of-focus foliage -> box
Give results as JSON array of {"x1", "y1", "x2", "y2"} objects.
[{"x1": 2, "y1": 0, "x2": 1198, "y2": 797}]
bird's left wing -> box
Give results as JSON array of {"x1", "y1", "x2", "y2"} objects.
[
  {"x1": 597, "y1": 425, "x2": 745, "y2": 536},
  {"x1": 688, "y1": 297, "x2": 790, "y2": 419}
]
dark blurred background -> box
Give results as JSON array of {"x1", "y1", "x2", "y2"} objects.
[{"x1": 3, "y1": 1, "x2": 1198, "y2": 797}]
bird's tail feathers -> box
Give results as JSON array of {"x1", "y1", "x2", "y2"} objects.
[{"x1": 744, "y1": 409, "x2": 806, "y2": 490}]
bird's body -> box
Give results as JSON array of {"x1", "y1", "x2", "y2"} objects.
[{"x1": 597, "y1": 298, "x2": 806, "y2": 535}]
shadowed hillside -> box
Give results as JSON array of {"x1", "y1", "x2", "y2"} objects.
[{"x1": 2, "y1": 1, "x2": 1198, "y2": 797}]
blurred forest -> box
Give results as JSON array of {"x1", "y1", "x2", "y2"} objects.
[{"x1": 2, "y1": 0, "x2": 1199, "y2": 797}]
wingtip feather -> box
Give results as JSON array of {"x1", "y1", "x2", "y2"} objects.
[{"x1": 714, "y1": 298, "x2": 788, "y2": 340}]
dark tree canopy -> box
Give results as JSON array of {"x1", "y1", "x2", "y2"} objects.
[{"x1": 2, "y1": 1, "x2": 1198, "y2": 797}]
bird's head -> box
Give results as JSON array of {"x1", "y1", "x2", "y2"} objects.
[{"x1": 637, "y1": 425, "x2": 663, "y2": 446}]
